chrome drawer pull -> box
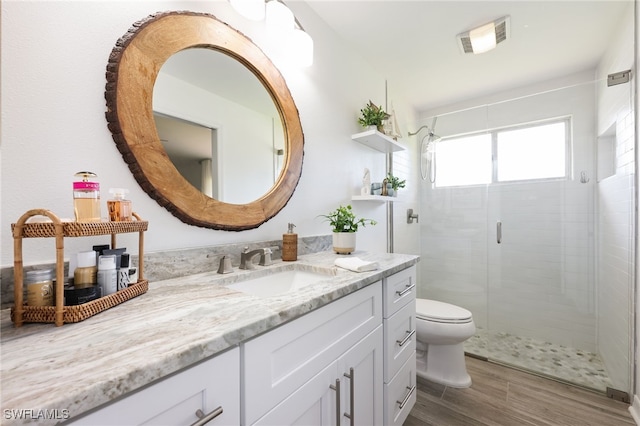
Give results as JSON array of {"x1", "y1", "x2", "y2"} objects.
[
  {"x1": 396, "y1": 329, "x2": 416, "y2": 347},
  {"x1": 330, "y1": 378, "x2": 341, "y2": 426},
  {"x1": 397, "y1": 385, "x2": 416, "y2": 410},
  {"x1": 396, "y1": 283, "x2": 416, "y2": 297},
  {"x1": 343, "y1": 367, "x2": 354, "y2": 426},
  {"x1": 190, "y1": 406, "x2": 223, "y2": 426}
]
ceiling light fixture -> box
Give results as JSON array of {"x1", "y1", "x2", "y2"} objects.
[
  {"x1": 265, "y1": 0, "x2": 294, "y2": 33},
  {"x1": 457, "y1": 16, "x2": 510, "y2": 55},
  {"x1": 229, "y1": 0, "x2": 314, "y2": 67}
]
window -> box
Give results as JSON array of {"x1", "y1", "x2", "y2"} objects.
[{"x1": 435, "y1": 119, "x2": 569, "y2": 187}]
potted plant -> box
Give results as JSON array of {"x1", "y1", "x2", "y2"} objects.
[
  {"x1": 320, "y1": 205, "x2": 376, "y2": 254},
  {"x1": 357, "y1": 101, "x2": 390, "y2": 133},
  {"x1": 386, "y1": 173, "x2": 406, "y2": 197}
]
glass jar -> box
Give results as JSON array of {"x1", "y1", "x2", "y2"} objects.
[{"x1": 25, "y1": 269, "x2": 54, "y2": 306}]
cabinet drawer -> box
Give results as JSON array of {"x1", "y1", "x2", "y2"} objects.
[
  {"x1": 384, "y1": 299, "x2": 416, "y2": 383},
  {"x1": 384, "y1": 351, "x2": 417, "y2": 426},
  {"x1": 69, "y1": 347, "x2": 240, "y2": 426},
  {"x1": 243, "y1": 281, "x2": 382, "y2": 425},
  {"x1": 383, "y1": 266, "x2": 417, "y2": 318}
]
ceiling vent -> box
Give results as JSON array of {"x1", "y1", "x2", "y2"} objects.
[{"x1": 457, "y1": 16, "x2": 510, "y2": 54}]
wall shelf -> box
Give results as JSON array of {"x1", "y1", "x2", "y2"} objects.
[
  {"x1": 351, "y1": 129, "x2": 405, "y2": 153},
  {"x1": 352, "y1": 195, "x2": 397, "y2": 203}
]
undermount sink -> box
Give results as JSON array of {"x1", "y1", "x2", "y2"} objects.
[{"x1": 227, "y1": 267, "x2": 334, "y2": 297}]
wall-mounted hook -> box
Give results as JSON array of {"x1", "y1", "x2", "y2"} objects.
[
  {"x1": 407, "y1": 209, "x2": 419, "y2": 224},
  {"x1": 580, "y1": 171, "x2": 590, "y2": 184}
]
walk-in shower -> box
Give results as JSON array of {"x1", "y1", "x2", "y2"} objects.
[{"x1": 416, "y1": 72, "x2": 635, "y2": 396}]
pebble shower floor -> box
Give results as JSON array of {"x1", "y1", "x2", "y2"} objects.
[{"x1": 464, "y1": 327, "x2": 614, "y2": 392}]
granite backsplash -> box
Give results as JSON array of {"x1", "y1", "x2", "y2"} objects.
[{"x1": 1, "y1": 234, "x2": 332, "y2": 309}]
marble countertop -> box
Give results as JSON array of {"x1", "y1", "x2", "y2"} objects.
[{"x1": 0, "y1": 250, "x2": 418, "y2": 425}]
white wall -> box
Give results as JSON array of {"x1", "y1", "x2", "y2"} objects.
[
  {"x1": 595, "y1": 0, "x2": 636, "y2": 393},
  {"x1": 0, "y1": 0, "x2": 420, "y2": 268}
]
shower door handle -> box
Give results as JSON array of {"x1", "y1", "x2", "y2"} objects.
[{"x1": 497, "y1": 221, "x2": 502, "y2": 244}]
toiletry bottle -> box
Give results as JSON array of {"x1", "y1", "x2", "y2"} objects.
[
  {"x1": 282, "y1": 223, "x2": 298, "y2": 261},
  {"x1": 117, "y1": 253, "x2": 131, "y2": 290},
  {"x1": 74, "y1": 251, "x2": 97, "y2": 290},
  {"x1": 73, "y1": 171, "x2": 101, "y2": 222},
  {"x1": 97, "y1": 255, "x2": 117, "y2": 296},
  {"x1": 25, "y1": 269, "x2": 54, "y2": 306},
  {"x1": 107, "y1": 188, "x2": 132, "y2": 222}
]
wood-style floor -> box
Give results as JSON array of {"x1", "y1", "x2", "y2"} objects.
[{"x1": 404, "y1": 356, "x2": 636, "y2": 426}]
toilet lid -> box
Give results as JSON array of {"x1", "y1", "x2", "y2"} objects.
[{"x1": 416, "y1": 299, "x2": 473, "y2": 322}]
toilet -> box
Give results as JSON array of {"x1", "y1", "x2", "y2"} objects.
[{"x1": 415, "y1": 298, "x2": 476, "y2": 388}]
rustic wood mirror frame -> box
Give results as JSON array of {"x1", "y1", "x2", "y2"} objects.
[{"x1": 105, "y1": 11, "x2": 304, "y2": 231}]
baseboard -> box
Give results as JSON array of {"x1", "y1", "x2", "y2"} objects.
[{"x1": 629, "y1": 395, "x2": 640, "y2": 425}]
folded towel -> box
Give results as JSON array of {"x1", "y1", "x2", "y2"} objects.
[{"x1": 334, "y1": 257, "x2": 379, "y2": 272}]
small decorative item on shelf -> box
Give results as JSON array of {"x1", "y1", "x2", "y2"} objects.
[
  {"x1": 320, "y1": 205, "x2": 376, "y2": 254},
  {"x1": 357, "y1": 100, "x2": 390, "y2": 134},
  {"x1": 361, "y1": 168, "x2": 371, "y2": 195},
  {"x1": 386, "y1": 173, "x2": 406, "y2": 197}
]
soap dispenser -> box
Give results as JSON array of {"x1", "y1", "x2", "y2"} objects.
[{"x1": 282, "y1": 223, "x2": 298, "y2": 261}]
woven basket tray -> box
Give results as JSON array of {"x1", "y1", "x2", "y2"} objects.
[{"x1": 11, "y1": 280, "x2": 148, "y2": 324}]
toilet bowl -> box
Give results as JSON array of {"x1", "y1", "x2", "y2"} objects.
[{"x1": 415, "y1": 298, "x2": 476, "y2": 388}]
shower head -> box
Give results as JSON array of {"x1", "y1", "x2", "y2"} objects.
[{"x1": 408, "y1": 117, "x2": 441, "y2": 142}]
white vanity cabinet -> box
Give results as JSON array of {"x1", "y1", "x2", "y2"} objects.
[
  {"x1": 243, "y1": 281, "x2": 383, "y2": 425},
  {"x1": 63, "y1": 264, "x2": 418, "y2": 426},
  {"x1": 382, "y1": 265, "x2": 417, "y2": 426},
  {"x1": 68, "y1": 347, "x2": 240, "y2": 426}
]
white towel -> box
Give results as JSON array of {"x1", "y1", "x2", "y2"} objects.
[{"x1": 334, "y1": 257, "x2": 379, "y2": 272}]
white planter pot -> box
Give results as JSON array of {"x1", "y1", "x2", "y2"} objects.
[{"x1": 333, "y1": 232, "x2": 356, "y2": 254}]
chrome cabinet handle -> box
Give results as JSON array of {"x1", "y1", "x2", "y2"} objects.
[
  {"x1": 396, "y1": 329, "x2": 416, "y2": 347},
  {"x1": 330, "y1": 378, "x2": 341, "y2": 426},
  {"x1": 397, "y1": 385, "x2": 416, "y2": 410},
  {"x1": 497, "y1": 220, "x2": 502, "y2": 244},
  {"x1": 396, "y1": 283, "x2": 416, "y2": 297},
  {"x1": 343, "y1": 367, "x2": 354, "y2": 426},
  {"x1": 190, "y1": 406, "x2": 223, "y2": 426}
]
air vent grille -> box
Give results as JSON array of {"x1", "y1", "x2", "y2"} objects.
[{"x1": 457, "y1": 16, "x2": 510, "y2": 54}]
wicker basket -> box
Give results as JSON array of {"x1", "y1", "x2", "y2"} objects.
[
  {"x1": 12, "y1": 209, "x2": 149, "y2": 326},
  {"x1": 11, "y1": 280, "x2": 149, "y2": 324}
]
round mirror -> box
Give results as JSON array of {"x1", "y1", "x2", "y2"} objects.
[
  {"x1": 105, "y1": 11, "x2": 304, "y2": 230},
  {"x1": 153, "y1": 48, "x2": 285, "y2": 204}
]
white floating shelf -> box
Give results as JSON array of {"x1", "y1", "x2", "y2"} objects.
[
  {"x1": 351, "y1": 129, "x2": 405, "y2": 153},
  {"x1": 351, "y1": 195, "x2": 397, "y2": 202}
]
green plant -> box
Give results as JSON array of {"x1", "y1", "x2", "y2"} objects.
[
  {"x1": 386, "y1": 173, "x2": 406, "y2": 191},
  {"x1": 320, "y1": 204, "x2": 377, "y2": 233},
  {"x1": 357, "y1": 101, "x2": 390, "y2": 128}
]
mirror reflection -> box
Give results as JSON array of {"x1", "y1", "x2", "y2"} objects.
[{"x1": 153, "y1": 48, "x2": 285, "y2": 204}]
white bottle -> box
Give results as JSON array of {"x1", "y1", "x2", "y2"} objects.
[{"x1": 97, "y1": 255, "x2": 117, "y2": 296}]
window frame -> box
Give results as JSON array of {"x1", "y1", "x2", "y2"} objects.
[{"x1": 434, "y1": 116, "x2": 572, "y2": 188}]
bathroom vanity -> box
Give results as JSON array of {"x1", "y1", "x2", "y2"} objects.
[{"x1": 0, "y1": 251, "x2": 418, "y2": 426}]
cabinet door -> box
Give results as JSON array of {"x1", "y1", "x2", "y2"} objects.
[
  {"x1": 252, "y1": 361, "x2": 339, "y2": 426},
  {"x1": 68, "y1": 347, "x2": 240, "y2": 426},
  {"x1": 337, "y1": 326, "x2": 384, "y2": 426},
  {"x1": 244, "y1": 282, "x2": 382, "y2": 424}
]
